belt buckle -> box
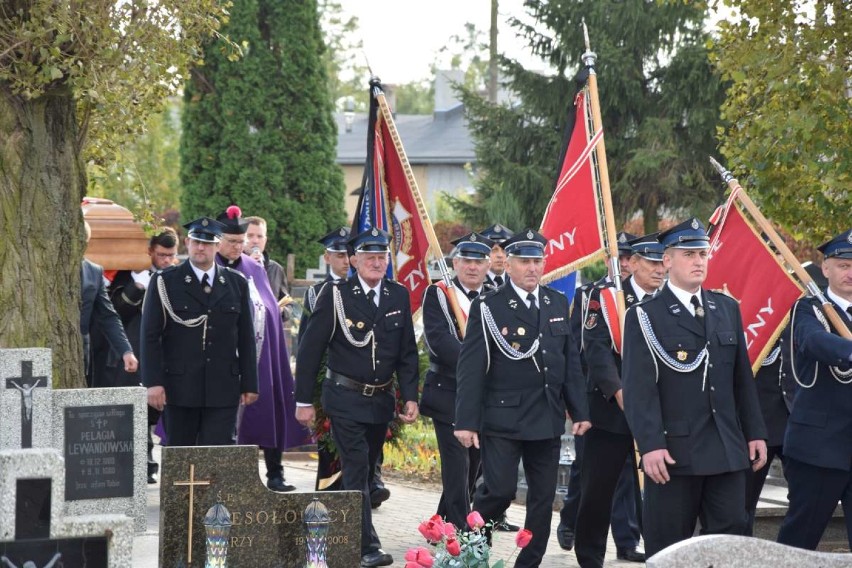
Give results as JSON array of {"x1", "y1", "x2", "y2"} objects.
[{"x1": 362, "y1": 384, "x2": 375, "y2": 397}]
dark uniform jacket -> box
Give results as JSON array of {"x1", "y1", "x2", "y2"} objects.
[
  {"x1": 784, "y1": 295, "x2": 852, "y2": 472},
  {"x1": 81, "y1": 259, "x2": 131, "y2": 357},
  {"x1": 622, "y1": 284, "x2": 767, "y2": 476},
  {"x1": 420, "y1": 278, "x2": 467, "y2": 424},
  {"x1": 298, "y1": 275, "x2": 335, "y2": 339},
  {"x1": 584, "y1": 277, "x2": 646, "y2": 435},
  {"x1": 108, "y1": 270, "x2": 148, "y2": 387},
  {"x1": 455, "y1": 283, "x2": 589, "y2": 440},
  {"x1": 294, "y1": 277, "x2": 419, "y2": 425},
  {"x1": 140, "y1": 261, "x2": 258, "y2": 408},
  {"x1": 754, "y1": 324, "x2": 797, "y2": 447}
]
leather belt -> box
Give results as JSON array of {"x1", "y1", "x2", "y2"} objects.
[
  {"x1": 428, "y1": 362, "x2": 456, "y2": 377},
  {"x1": 326, "y1": 370, "x2": 393, "y2": 397}
]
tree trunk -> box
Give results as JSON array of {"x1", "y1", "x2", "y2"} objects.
[
  {"x1": 0, "y1": 87, "x2": 87, "y2": 387},
  {"x1": 643, "y1": 199, "x2": 659, "y2": 235}
]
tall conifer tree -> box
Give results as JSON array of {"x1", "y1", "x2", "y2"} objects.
[
  {"x1": 452, "y1": 1, "x2": 725, "y2": 233},
  {"x1": 181, "y1": 0, "x2": 344, "y2": 272}
]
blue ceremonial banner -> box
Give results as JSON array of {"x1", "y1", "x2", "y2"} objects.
[{"x1": 545, "y1": 272, "x2": 578, "y2": 305}]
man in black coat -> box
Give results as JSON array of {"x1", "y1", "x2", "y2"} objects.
[
  {"x1": 421, "y1": 232, "x2": 494, "y2": 529},
  {"x1": 109, "y1": 227, "x2": 178, "y2": 482},
  {"x1": 777, "y1": 229, "x2": 852, "y2": 550},
  {"x1": 295, "y1": 227, "x2": 420, "y2": 568},
  {"x1": 299, "y1": 227, "x2": 352, "y2": 337},
  {"x1": 480, "y1": 224, "x2": 513, "y2": 288},
  {"x1": 622, "y1": 218, "x2": 768, "y2": 558},
  {"x1": 140, "y1": 217, "x2": 258, "y2": 446},
  {"x1": 575, "y1": 233, "x2": 666, "y2": 566},
  {"x1": 455, "y1": 228, "x2": 591, "y2": 568}
]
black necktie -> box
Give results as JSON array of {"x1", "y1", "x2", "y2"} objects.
[
  {"x1": 691, "y1": 295, "x2": 704, "y2": 321},
  {"x1": 494, "y1": 275, "x2": 503, "y2": 286},
  {"x1": 366, "y1": 289, "x2": 377, "y2": 313},
  {"x1": 467, "y1": 290, "x2": 478, "y2": 301},
  {"x1": 527, "y1": 292, "x2": 539, "y2": 321},
  {"x1": 846, "y1": 306, "x2": 852, "y2": 321},
  {"x1": 201, "y1": 273, "x2": 211, "y2": 293}
]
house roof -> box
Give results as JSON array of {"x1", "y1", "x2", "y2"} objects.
[{"x1": 335, "y1": 104, "x2": 475, "y2": 166}]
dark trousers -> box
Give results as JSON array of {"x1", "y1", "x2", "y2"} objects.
[
  {"x1": 164, "y1": 405, "x2": 238, "y2": 446},
  {"x1": 643, "y1": 470, "x2": 747, "y2": 558},
  {"x1": 777, "y1": 457, "x2": 852, "y2": 550},
  {"x1": 560, "y1": 432, "x2": 640, "y2": 547},
  {"x1": 745, "y1": 445, "x2": 784, "y2": 536},
  {"x1": 147, "y1": 406, "x2": 161, "y2": 474},
  {"x1": 475, "y1": 436, "x2": 560, "y2": 568},
  {"x1": 434, "y1": 419, "x2": 481, "y2": 528},
  {"x1": 330, "y1": 416, "x2": 387, "y2": 555},
  {"x1": 575, "y1": 428, "x2": 640, "y2": 567},
  {"x1": 264, "y1": 448, "x2": 283, "y2": 479}
]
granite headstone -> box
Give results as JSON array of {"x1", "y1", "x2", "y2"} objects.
[
  {"x1": 0, "y1": 448, "x2": 133, "y2": 567},
  {"x1": 160, "y1": 445, "x2": 361, "y2": 568},
  {"x1": 0, "y1": 349, "x2": 53, "y2": 450}
]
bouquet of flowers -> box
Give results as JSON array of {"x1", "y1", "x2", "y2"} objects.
[{"x1": 406, "y1": 511, "x2": 532, "y2": 568}]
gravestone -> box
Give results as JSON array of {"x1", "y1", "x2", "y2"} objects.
[
  {"x1": 0, "y1": 448, "x2": 133, "y2": 567},
  {"x1": 52, "y1": 387, "x2": 147, "y2": 532},
  {"x1": 0, "y1": 349, "x2": 53, "y2": 450},
  {"x1": 647, "y1": 534, "x2": 852, "y2": 568},
  {"x1": 160, "y1": 445, "x2": 361, "y2": 567},
  {"x1": 0, "y1": 348, "x2": 148, "y2": 532}
]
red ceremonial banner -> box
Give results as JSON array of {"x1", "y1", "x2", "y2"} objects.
[
  {"x1": 705, "y1": 204, "x2": 803, "y2": 370},
  {"x1": 540, "y1": 90, "x2": 605, "y2": 282},
  {"x1": 375, "y1": 106, "x2": 432, "y2": 315}
]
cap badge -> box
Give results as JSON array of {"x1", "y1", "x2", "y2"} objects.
[
  {"x1": 495, "y1": 224, "x2": 502, "y2": 232},
  {"x1": 339, "y1": 228, "x2": 347, "y2": 236},
  {"x1": 471, "y1": 234, "x2": 477, "y2": 241},
  {"x1": 371, "y1": 228, "x2": 378, "y2": 236},
  {"x1": 691, "y1": 218, "x2": 699, "y2": 230},
  {"x1": 847, "y1": 232, "x2": 852, "y2": 244},
  {"x1": 618, "y1": 234, "x2": 627, "y2": 243},
  {"x1": 202, "y1": 219, "x2": 209, "y2": 227},
  {"x1": 526, "y1": 230, "x2": 534, "y2": 239}
]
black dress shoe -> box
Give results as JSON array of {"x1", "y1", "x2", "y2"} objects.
[
  {"x1": 267, "y1": 477, "x2": 296, "y2": 492},
  {"x1": 147, "y1": 473, "x2": 158, "y2": 484},
  {"x1": 616, "y1": 547, "x2": 646, "y2": 562},
  {"x1": 360, "y1": 549, "x2": 393, "y2": 567},
  {"x1": 493, "y1": 515, "x2": 520, "y2": 532},
  {"x1": 556, "y1": 521, "x2": 575, "y2": 551},
  {"x1": 370, "y1": 487, "x2": 390, "y2": 509}
]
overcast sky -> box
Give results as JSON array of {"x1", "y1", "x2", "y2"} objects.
[{"x1": 334, "y1": 0, "x2": 540, "y2": 84}]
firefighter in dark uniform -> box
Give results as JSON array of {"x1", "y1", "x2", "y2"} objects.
[
  {"x1": 574, "y1": 233, "x2": 666, "y2": 566},
  {"x1": 455, "y1": 228, "x2": 591, "y2": 568},
  {"x1": 421, "y1": 232, "x2": 494, "y2": 529},
  {"x1": 777, "y1": 229, "x2": 852, "y2": 550},
  {"x1": 298, "y1": 226, "x2": 351, "y2": 338},
  {"x1": 480, "y1": 224, "x2": 514, "y2": 288},
  {"x1": 622, "y1": 217, "x2": 768, "y2": 558},
  {"x1": 140, "y1": 217, "x2": 259, "y2": 446},
  {"x1": 744, "y1": 322, "x2": 796, "y2": 535},
  {"x1": 557, "y1": 232, "x2": 643, "y2": 555},
  {"x1": 294, "y1": 227, "x2": 420, "y2": 568}
]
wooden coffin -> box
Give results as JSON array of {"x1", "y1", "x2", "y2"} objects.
[{"x1": 82, "y1": 197, "x2": 150, "y2": 271}]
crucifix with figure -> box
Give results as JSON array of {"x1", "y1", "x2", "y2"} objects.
[
  {"x1": 173, "y1": 464, "x2": 211, "y2": 564},
  {"x1": 5, "y1": 361, "x2": 48, "y2": 448}
]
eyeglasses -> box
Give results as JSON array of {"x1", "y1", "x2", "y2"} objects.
[
  {"x1": 222, "y1": 239, "x2": 245, "y2": 246},
  {"x1": 154, "y1": 252, "x2": 177, "y2": 259}
]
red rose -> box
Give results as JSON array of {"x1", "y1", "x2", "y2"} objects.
[
  {"x1": 404, "y1": 546, "x2": 434, "y2": 567},
  {"x1": 417, "y1": 517, "x2": 444, "y2": 542},
  {"x1": 466, "y1": 511, "x2": 485, "y2": 529},
  {"x1": 515, "y1": 528, "x2": 533, "y2": 548},
  {"x1": 442, "y1": 521, "x2": 457, "y2": 538},
  {"x1": 446, "y1": 537, "x2": 461, "y2": 556}
]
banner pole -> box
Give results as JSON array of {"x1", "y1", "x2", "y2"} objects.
[
  {"x1": 709, "y1": 156, "x2": 851, "y2": 339},
  {"x1": 581, "y1": 22, "x2": 626, "y2": 333},
  {"x1": 371, "y1": 80, "x2": 468, "y2": 336}
]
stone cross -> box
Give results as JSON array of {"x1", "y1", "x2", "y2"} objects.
[{"x1": 5, "y1": 361, "x2": 48, "y2": 448}]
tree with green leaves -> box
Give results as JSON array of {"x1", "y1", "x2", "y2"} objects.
[
  {"x1": 0, "y1": 1, "x2": 228, "y2": 386},
  {"x1": 451, "y1": 1, "x2": 726, "y2": 234},
  {"x1": 711, "y1": 0, "x2": 850, "y2": 244},
  {"x1": 181, "y1": 0, "x2": 345, "y2": 275}
]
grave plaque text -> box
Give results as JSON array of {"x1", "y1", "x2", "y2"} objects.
[{"x1": 64, "y1": 404, "x2": 134, "y2": 501}]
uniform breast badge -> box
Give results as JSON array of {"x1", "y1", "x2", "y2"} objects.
[
  {"x1": 677, "y1": 350, "x2": 688, "y2": 361},
  {"x1": 511, "y1": 342, "x2": 521, "y2": 350},
  {"x1": 518, "y1": 327, "x2": 526, "y2": 336},
  {"x1": 695, "y1": 305, "x2": 705, "y2": 318},
  {"x1": 356, "y1": 321, "x2": 365, "y2": 329},
  {"x1": 501, "y1": 327, "x2": 508, "y2": 336}
]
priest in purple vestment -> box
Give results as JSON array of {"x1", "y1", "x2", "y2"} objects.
[{"x1": 216, "y1": 205, "x2": 308, "y2": 491}]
